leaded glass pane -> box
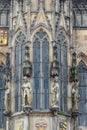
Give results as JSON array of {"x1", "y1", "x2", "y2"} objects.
[
  {"x1": 15, "y1": 45, "x2": 20, "y2": 112},
  {"x1": 42, "y1": 39, "x2": 49, "y2": 109},
  {"x1": 21, "y1": 43, "x2": 26, "y2": 64},
  {"x1": 76, "y1": 14, "x2": 81, "y2": 26},
  {"x1": 15, "y1": 32, "x2": 26, "y2": 112},
  {"x1": 33, "y1": 38, "x2": 40, "y2": 109},
  {"x1": 33, "y1": 29, "x2": 49, "y2": 109},
  {"x1": 78, "y1": 61, "x2": 87, "y2": 127},
  {"x1": 1, "y1": 13, "x2": 6, "y2": 26},
  {"x1": 57, "y1": 31, "x2": 67, "y2": 112},
  {"x1": 21, "y1": 43, "x2": 26, "y2": 84},
  {"x1": 0, "y1": 64, "x2": 5, "y2": 128}
]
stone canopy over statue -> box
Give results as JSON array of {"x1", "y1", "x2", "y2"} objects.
[{"x1": 22, "y1": 45, "x2": 33, "y2": 110}]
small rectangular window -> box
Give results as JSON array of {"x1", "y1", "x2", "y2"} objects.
[
  {"x1": 83, "y1": 14, "x2": 87, "y2": 26},
  {"x1": 1, "y1": 13, "x2": 6, "y2": 26},
  {"x1": 76, "y1": 14, "x2": 81, "y2": 26}
]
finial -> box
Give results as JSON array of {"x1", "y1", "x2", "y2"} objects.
[
  {"x1": 39, "y1": 0, "x2": 43, "y2": 9},
  {"x1": 60, "y1": 0, "x2": 64, "y2": 13}
]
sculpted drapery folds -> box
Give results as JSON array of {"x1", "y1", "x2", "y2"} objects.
[
  {"x1": 4, "y1": 77, "x2": 11, "y2": 114},
  {"x1": 50, "y1": 77, "x2": 60, "y2": 107},
  {"x1": 72, "y1": 82, "x2": 79, "y2": 112},
  {"x1": 22, "y1": 77, "x2": 32, "y2": 106}
]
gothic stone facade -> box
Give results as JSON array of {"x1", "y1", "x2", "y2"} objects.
[{"x1": 0, "y1": 0, "x2": 87, "y2": 130}]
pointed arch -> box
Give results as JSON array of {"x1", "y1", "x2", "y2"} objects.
[
  {"x1": 77, "y1": 51, "x2": 87, "y2": 66},
  {"x1": 31, "y1": 26, "x2": 53, "y2": 42},
  {"x1": 56, "y1": 28, "x2": 68, "y2": 46},
  {"x1": 78, "y1": 60, "x2": 87, "y2": 70},
  {"x1": 12, "y1": 28, "x2": 26, "y2": 47}
]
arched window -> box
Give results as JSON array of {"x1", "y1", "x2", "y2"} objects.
[
  {"x1": 78, "y1": 61, "x2": 87, "y2": 127},
  {"x1": 0, "y1": 62, "x2": 5, "y2": 128},
  {"x1": 33, "y1": 29, "x2": 50, "y2": 109},
  {"x1": 15, "y1": 31, "x2": 26, "y2": 112},
  {"x1": 57, "y1": 30, "x2": 67, "y2": 112}
]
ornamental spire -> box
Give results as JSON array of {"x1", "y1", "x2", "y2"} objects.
[{"x1": 39, "y1": 0, "x2": 44, "y2": 9}]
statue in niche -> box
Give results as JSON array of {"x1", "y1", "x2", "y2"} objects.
[
  {"x1": 4, "y1": 76, "x2": 11, "y2": 114},
  {"x1": 72, "y1": 82, "x2": 79, "y2": 112},
  {"x1": 22, "y1": 76, "x2": 32, "y2": 107},
  {"x1": 51, "y1": 76, "x2": 60, "y2": 108}
]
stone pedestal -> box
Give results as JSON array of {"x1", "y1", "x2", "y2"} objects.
[{"x1": 9, "y1": 111, "x2": 72, "y2": 130}]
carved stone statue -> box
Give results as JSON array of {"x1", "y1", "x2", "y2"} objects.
[
  {"x1": 50, "y1": 76, "x2": 60, "y2": 108},
  {"x1": 72, "y1": 82, "x2": 79, "y2": 112},
  {"x1": 22, "y1": 76, "x2": 32, "y2": 107},
  {"x1": 4, "y1": 77, "x2": 11, "y2": 114}
]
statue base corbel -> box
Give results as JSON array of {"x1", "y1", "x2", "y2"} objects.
[
  {"x1": 50, "y1": 105, "x2": 59, "y2": 115},
  {"x1": 71, "y1": 111, "x2": 79, "y2": 117},
  {"x1": 23, "y1": 105, "x2": 32, "y2": 114},
  {"x1": 4, "y1": 111, "x2": 11, "y2": 117}
]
